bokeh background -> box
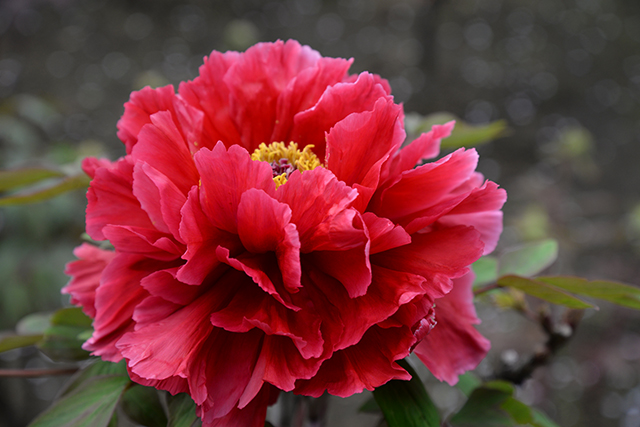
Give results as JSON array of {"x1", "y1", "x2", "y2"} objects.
[{"x1": 1, "y1": 0, "x2": 639, "y2": 426}]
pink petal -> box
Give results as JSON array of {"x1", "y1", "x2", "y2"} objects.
[
  {"x1": 202, "y1": 383, "x2": 280, "y2": 427},
  {"x1": 63, "y1": 244, "x2": 116, "y2": 318},
  {"x1": 117, "y1": 85, "x2": 177, "y2": 153},
  {"x1": 139, "y1": 268, "x2": 202, "y2": 306},
  {"x1": 102, "y1": 225, "x2": 183, "y2": 261},
  {"x1": 414, "y1": 272, "x2": 490, "y2": 385},
  {"x1": 362, "y1": 212, "x2": 411, "y2": 255},
  {"x1": 81, "y1": 157, "x2": 112, "y2": 179},
  {"x1": 291, "y1": 72, "x2": 390, "y2": 161}
]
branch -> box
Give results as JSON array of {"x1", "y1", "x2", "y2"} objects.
[{"x1": 0, "y1": 368, "x2": 78, "y2": 378}]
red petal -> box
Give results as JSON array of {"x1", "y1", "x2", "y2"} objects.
[
  {"x1": 117, "y1": 85, "x2": 177, "y2": 153},
  {"x1": 194, "y1": 142, "x2": 275, "y2": 234},
  {"x1": 294, "y1": 326, "x2": 412, "y2": 397},
  {"x1": 291, "y1": 72, "x2": 389, "y2": 161},
  {"x1": 373, "y1": 226, "x2": 484, "y2": 299},
  {"x1": 177, "y1": 186, "x2": 242, "y2": 285},
  {"x1": 178, "y1": 49, "x2": 242, "y2": 150},
  {"x1": 371, "y1": 148, "x2": 480, "y2": 224},
  {"x1": 362, "y1": 212, "x2": 411, "y2": 254},
  {"x1": 380, "y1": 121, "x2": 454, "y2": 186},
  {"x1": 237, "y1": 188, "x2": 301, "y2": 292},
  {"x1": 131, "y1": 111, "x2": 200, "y2": 195},
  {"x1": 84, "y1": 254, "x2": 161, "y2": 361},
  {"x1": 414, "y1": 272, "x2": 490, "y2": 385},
  {"x1": 102, "y1": 225, "x2": 183, "y2": 261},
  {"x1": 63, "y1": 244, "x2": 116, "y2": 318},
  {"x1": 325, "y1": 96, "x2": 405, "y2": 210},
  {"x1": 271, "y1": 56, "x2": 353, "y2": 143},
  {"x1": 223, "y1": 40, "x2": 322, "y2": 151},
  {"x1": 85, "y1": 157, "x2": 154, "y2": 241},
  {"x1": 202, "y1": 383, "x2": 280, "y2": 427},
  {"x1": 139, "y1": 268, "x2": 202, "y2": 306}
]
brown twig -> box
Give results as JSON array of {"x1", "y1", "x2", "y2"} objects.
[{"x1": 0, "y1": 368, "x2": 78, "y2": 378}]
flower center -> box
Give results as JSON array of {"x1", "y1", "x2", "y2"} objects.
[{"x1": 251, "y1": 142, "x2": 322, "y2": 188}]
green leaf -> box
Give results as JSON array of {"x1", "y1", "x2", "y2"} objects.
[
  {"x1": 167, "y1": 393, "x2": 201, "y2": 427},
  {"x1": 0, "y1": 334, "x2": 43, "y2": 353},
  {"x1": 472, "y1": 256, "x2": 498, "y2": 288},
  {"x1": 498, "y1": 239, "x2": 558, "y2": 277},
  {"x1": 373, "y1": 359, "x2": 440, "y2": 427},
  {"x1": 121, "y1": 384, "x2": 168, "y2": 427},
  {"x1": 50, "y1": 307, "x2": 92, "y2": 328},
  {"x1": 28, "y1": 375, "x2": 130, "y2": 427},
  {"x1": 359, "y1": 397, "x2": 381, "y2": 413},
  {"x1": 16, "y1": 312, "x2": 53, "y2": 335},
  {"x1": 410, "y1": 113, "x2": 510, "y2": 149},
  {"x1": 61, "y1": 359, "x2": 128, "y2": 397},
  {"x1": 0, "y1": 167, "x2": 65, "y2": 192},
  {"x1": 530, "y1": 408, "x2": 562, "y2": 427},
  {"x1": 455, "y1": 372, "x2": 482, "y2": 397},
  {"x1": 537, "y1": 276, "x2": 640, "y2": 310},
  {"x1": 500, "y1": 398, "x2": 532, "y2": 424},
  {"x1": 449, "y1": 382, "x2": 514, "y2": 427},
  {"x1": 0, "y1": 173, "x2": 90, "y2": 206},
  {"x1": 37, "y1": 325, "x2": 92, "y2": 362},
  {"x1": 497, "y1": 275, "x2": 594, "y2": 309}
]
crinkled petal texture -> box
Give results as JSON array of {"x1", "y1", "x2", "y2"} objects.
[{"x1": 65, "y1": 40, "x2": 506, "y2": 427}]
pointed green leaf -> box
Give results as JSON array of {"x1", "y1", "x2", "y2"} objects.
[
  {"x1": 167, "y1": 393, "x2": 201, "y2": 427},
  {"x1": 472, "y1": 256, "x2": 498, "y2": 287},
  {"x1": 497, "y1": 275, "x2": 594, "y2": 309},
  {"x1": 530, "y1": 408, "x2": 561, "y2": 427},
  {"x1": 373, "y1": 359, "x2": 440, "y2": 427},
  {"x1": 0, "y1": 168, "x2": 65, "y2": 192},
  {"x1": 410, "y1": 112, "x2": 509, "y2": 149},
  {"x1": 37, "y1": 325, "x2": 92, "y2": 362},
  {"x1": 0, "y1": 334, "x2": 43, "y2": 353},
  {"x1": 50, "y1": 307, "x2": 93, "y2": 328},
  {"x1": 28, "y1": 375, "x2": 130, "y2": 427},
  {"x1": 121, "y1": 384, "x2": 168, "y2": 427},
  {"x1": 537, "y1": 276, "x2": 640, "y2": 310},
  {"x1": 498, "y1": 239, "x2": 558, "y2": 277},
  {"x1": 16, "y1": 312, "x2": 53, "y2": 335},
  {"x1": 0, "y1": 173, "x2": 90, "y2": 206},
  {"x1": 455, "y1": 372, "x2": 482, "y2": 397},
  {"x1": 61, "y1": 359, "x2": 128, "y2": 396},
  {"x1": 500, "y1": 397, "x2": 532, "y2": 424},
  {"x1": 449, "y1": 382, "x2": 514, "y2": 427}
]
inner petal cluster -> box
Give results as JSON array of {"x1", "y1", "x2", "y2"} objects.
[{"x1": 251, "y1": 142, "x2": 322, "y2": 187}]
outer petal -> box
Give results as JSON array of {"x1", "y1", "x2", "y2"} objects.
[
  {"x1": 414, "y1": 272, "x2": 490, "y2": 385},
  {"x1": 223, "y1": 40, "x2": 322, "y2": 151},
  {"x1": 326, "y1": 97, "x2": 405, "y2": 211},
  {"x1": 117, "y1": 85, "x2": 177, "y2": 153},
  {"x1": 179, "y1": 49, "x2": 242, "y2": 150},
  {"x1": 63, "y1": 244, "x2": 116, "y2": 318},
  {"x1": 202, "y1": 383, "x2": 280, "y2": 427},
  {"x1": 291, "y1": 72, "x2": 390, "y2": 161},
  {"x1": 294, "y1": 325, "x2": 413, "y2": 397},
  {"x1": 84, "y1": 254, "x2": 166, "y2": 361}
]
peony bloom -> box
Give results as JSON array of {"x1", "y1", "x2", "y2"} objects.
[{"x1": 64, "y1": 40, "x2": 506, "y2": 426}]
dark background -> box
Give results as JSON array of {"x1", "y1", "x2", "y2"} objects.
[{"x1": 1, "y1": 0, "x2": 639, "y2": 426}]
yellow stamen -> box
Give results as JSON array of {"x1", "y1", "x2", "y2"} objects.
[{"x1": 251, "y1": 142, "x2": 322, "y2": 187}]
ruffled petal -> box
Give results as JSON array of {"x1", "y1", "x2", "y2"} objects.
[
  {"x1": 326, "y1": 96, "x2": 405, "y2": 211},
  {"x1": 117, "y1": 85, "x2": 177, "y2": 153},
  {"x1": 63, "y1": 243, "x2": 117, "y2": 318},
  {"x1": 414, "y1": 272, "x2": 490, "y2": 385},
  {"x1": 291, "y1": 72, "x2": 390, "y2": 161}
]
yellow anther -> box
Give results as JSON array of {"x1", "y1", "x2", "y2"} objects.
[{"x1": 252, "y1": 142, "x2": 322, "y2": 188}]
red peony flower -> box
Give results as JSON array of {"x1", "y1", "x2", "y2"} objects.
[{"x1": 64, "y1": 40, "x2": 506, "y2": 426}]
